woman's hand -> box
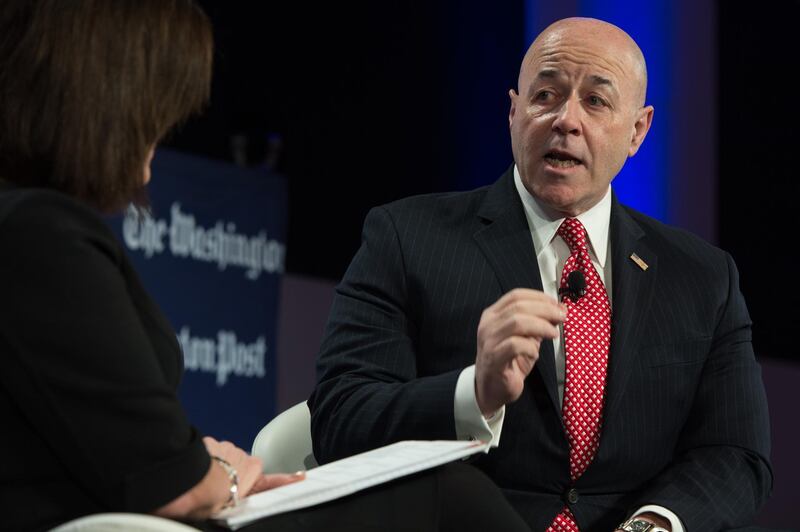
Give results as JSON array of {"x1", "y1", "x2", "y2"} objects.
[
  {"x1": 202, "y1": 436, "x2": 265, "y2": 499},
  {"x1": 203, "y1": 437, "x2": 305, "y2": 498},
  {"x1": 250, "y1": 471, "x2": 306, "y2": 494},
  {"x1": 155, "y1": 436, "x2": 306, "y2": 520}
]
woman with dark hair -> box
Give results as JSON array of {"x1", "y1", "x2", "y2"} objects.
[
  {"x1": 0, "y1": 1, "x2": 287, "y2": 527},
  {"x1": 0, "y1": 0, "x2": 212, "y2": 211},
  {"x1": 0, "y1": 1, "x2": 530, "y2": 530}
]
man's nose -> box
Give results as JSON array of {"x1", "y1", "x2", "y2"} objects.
[{"x1": 552, "y1": 98, "x2": 582, "y2": 136}]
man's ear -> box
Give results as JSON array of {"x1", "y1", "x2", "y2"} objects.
[
  {"x1": 508, "y1": 89, "x2": 519, "y2": 128},
  {"x1": 628, "y1": 105, "x2": 654, "y2": 157}
]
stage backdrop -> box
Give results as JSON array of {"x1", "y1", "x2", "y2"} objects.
[{"x1": 107, "y1": 149, "x2": 287, "y2": 448}]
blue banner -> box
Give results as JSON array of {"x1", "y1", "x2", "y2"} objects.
[{"x1": 107, "y1": 149, "x2": 286, "y2": 448}]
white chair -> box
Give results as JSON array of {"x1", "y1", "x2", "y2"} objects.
[
  {"x1": 251, "y1": 401, "x2": 318, "y2": 474},
  {"x1": 50, "y1": 513, "x2": 201, "y2": 531}
]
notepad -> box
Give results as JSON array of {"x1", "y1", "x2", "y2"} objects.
[{"x1": 213, "y1": 439, "x2": 490, "y2": 530}]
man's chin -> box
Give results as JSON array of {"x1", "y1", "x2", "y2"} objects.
[{"x1": 530, "y1": 184, "x2": 586, "y2": 217}]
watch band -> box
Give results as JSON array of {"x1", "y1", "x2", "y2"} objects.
[{"x1": 212, "y1": 456, "x2": 240, "y2": 509}]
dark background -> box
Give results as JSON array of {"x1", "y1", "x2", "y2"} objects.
[
  {"x1": 166, "y1": 0, "x2": 524, "y2": 279},
  {"x1": 718, "y1": 1, "x2": 797, "y2": 361},
  {"x1": 164, "y1": 0, "x2": 795, "y2": 363}
]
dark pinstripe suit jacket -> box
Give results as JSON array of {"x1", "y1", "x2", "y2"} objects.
[{"x1": 309, "y1": 167, "x2": 771, "y2": 531}]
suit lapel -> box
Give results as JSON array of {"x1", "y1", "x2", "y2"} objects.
[
  {"x1": 603, "y1": 195, "x2": 658, "y2": 422},
  {"x1": 471, "y1": 168, "x2": 560, "y2": 415}
]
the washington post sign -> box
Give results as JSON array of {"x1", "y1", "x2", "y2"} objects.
[{"x1": 107, "y1": 149, "x2": 286, "y2": 448}]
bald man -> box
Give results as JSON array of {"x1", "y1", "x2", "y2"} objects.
[{"x1": 309, "y1": 18, "x2": 771, "y2": 532}]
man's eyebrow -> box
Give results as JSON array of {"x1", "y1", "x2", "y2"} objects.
[
  {"x1": 589, "y1": 74, "x2": 614, "y2": 88},
  {"x1": 525, "y1": 69, "x2": 563, "y2": 96},
  {"x1": 536, "y1": 69, "x2": 562, "y2": 80},
  {"x1": 526, "y1": 70, "x2": 618, "y2": 97}
]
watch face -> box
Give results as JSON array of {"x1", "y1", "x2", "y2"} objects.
[{"x1": 628, "y1": 521, "x2": 653, "y2": 532}]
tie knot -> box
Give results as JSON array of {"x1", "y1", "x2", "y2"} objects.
[{"x1": 557, "y1": 218, "x2": 588, "y2": 253}]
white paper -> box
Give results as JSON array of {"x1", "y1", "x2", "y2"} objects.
[{"x1": 213, "y1": 439, "x2": 490, "y2": 530}]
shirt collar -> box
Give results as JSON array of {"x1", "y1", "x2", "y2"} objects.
[{"x1": 513, "y1": 165, "x2": 611, "y2": 267}]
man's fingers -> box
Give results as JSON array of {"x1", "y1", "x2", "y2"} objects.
[
  {"x1": 479, "y1": 290, "x2": 565, "y2": 346},
  {"x1": 491, "y1": 288, "x2": 562, "y2": 315},
  {"x1": 489, "y1": 313, "x2": 560, "y2": 345},
  {"x1": 475, "y1": 335, "x2": 540, "y2": 414},
  {"x1": 493, "y1": 336, "x2": 541, "y2": 369},
  {"x1": 475, "y1": 288, "x2": 564, "y2": 415},
  {"x1": 499, "y1": 299, "x2": 566, "y2": 325},
  {"x1": 512, "y1": 350, "x2": 536, "y2": 376}
]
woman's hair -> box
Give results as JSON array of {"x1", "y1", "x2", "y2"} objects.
[{"x1": 0, "y1": 0, "x2": 213, "y2": 211}]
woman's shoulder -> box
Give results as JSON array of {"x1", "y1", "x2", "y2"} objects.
[
  {"x1": 1, "y1": 184, "x2": 113, "y2": 233},
  {"x1": 0, "y1": 184, "x2": 122, "y2": 255}
]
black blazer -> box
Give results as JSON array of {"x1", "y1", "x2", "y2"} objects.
[
  {"x1": 309, "y1": 167, "x2": 772, "y2": 531},
  {"x1": 0, "y1": 185, "x2": 209, "y2": 531}
]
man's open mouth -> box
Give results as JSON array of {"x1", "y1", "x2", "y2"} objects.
[{"x1": 544, "y1": 151, "x2": 582, "y2": 168}]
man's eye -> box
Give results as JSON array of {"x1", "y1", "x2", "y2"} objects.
[
  {"x1": 587, "y1": 95, "x2": 606, "y2": 107},
  {"x1": 535, "y1": 91, "x2": 553, "y2": 101}
]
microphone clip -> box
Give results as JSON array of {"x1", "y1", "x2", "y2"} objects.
[{"x1": 559, "y1": 270, "x2": 586, "y2": 302}]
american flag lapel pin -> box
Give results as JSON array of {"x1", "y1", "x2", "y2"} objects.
[{"x1": 630, "y1": 253, "x2": 649, "y2": 271}]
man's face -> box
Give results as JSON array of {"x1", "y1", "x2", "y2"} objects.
[{"x1": 509, "y1": 25, "x2": 653, "y2": 216}]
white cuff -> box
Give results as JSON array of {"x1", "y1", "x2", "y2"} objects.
[
  {"x1": 454, "y1": 365, "x2": 504, "y2": 449},
  {"x1": 633, "y1": 505, "x2": 685, "y2": 532}
]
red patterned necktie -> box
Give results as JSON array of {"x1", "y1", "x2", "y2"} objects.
[{"x1": 547, "y1": 217, "x2": 611, "y2": 532}]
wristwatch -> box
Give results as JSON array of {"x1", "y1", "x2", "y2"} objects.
[{"x1": 618, "y1": 517, "x2": 669, "y2": 532}]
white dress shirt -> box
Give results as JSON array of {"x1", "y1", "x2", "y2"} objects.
[{"x1": 452, "y1": 166, "x2": 684, "y2": 532}]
